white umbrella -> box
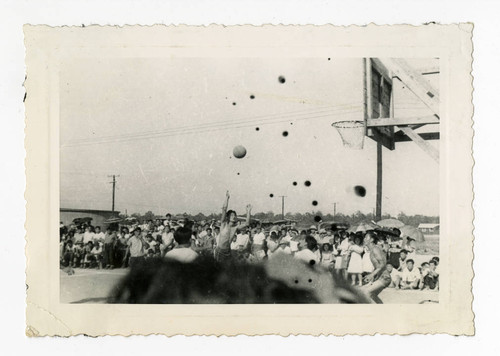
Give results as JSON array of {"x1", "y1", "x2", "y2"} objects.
[
  {"x1": 377, "y1": 218, "x2": 405, "y2": 228},
  {"x1": 400, "y1": 225, "x2": 425, "y2": 243}
]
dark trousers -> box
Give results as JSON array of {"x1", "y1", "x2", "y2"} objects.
[{"x1": 104, "y1": 243, "x2": 114, "y2": 266}]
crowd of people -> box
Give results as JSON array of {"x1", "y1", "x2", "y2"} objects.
[{"x1": 60, "y1": 192, "x2": 439, "y2": 302}]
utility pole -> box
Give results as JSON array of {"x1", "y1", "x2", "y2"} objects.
[
  {"x1": 108, "y1": 175, "x2": 120, "y2": 212},
  {"x1": 278, "y1": 195, "x2": 287, "y2": 219},
  {"x1": 376, "y1": 142, "x2": 383, "y2": 221},
  {"x1": 333, "y1": 202, "x2": 338, "y2": 219}
]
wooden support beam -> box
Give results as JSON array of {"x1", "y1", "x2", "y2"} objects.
[
  {"x1": 398, "y1": 126, "x2": 439, "y2": 163},
  {"x1": 383, "y1": 58, "x2": 440, "y2": 116},
  {"x1": 394, "y1": 132, "x2": 440, "y2": 142},
  {"x1": 367, "y1": 116, "x2": 439, "y2": 127},
  {"x1": 394, "y1": 132, "x2": 439, "y2": 142}
]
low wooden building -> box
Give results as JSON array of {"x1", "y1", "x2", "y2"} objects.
[{"x1": 60, "y1": 208, "x2": 120, "y2": 228}]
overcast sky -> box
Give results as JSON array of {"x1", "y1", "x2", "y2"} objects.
[{"x1": 59, "y1": 57, "x2": 439, "y2": 217}]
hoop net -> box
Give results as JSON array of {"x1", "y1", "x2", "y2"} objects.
[{"x1": 331, "y1": 120, "x2": 366, "y2": 149}]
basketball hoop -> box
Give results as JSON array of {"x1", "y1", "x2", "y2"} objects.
[{"x1": 331, "y1": 120, "x2": 366, "y2": 149}]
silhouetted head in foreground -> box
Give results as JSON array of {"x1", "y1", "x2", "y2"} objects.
[{"x1": 110, "y1": 254, "x2": 371, "y2": 304}]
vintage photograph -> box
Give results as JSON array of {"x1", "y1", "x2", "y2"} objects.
[
  {"x1": 58, "y1": 56, "x2": 440, "y2": 304},
  {"x1": 25, "y1": 24, "x2": 473, "y2": 335}
]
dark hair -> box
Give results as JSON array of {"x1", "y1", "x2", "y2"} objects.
[
  {"x1": 365, "y1": 232, "x2": 378, "y2": 244},
  {"x1": 305, "y1": 235, "x2": 318, "y2": 251},
  {"x1": 432, "y1": 256, "x2": 440, "y2": 263},
  {"x1": 225, "y1": 210, "x2": 236, "y2": 221},
  {"x1": 429, "y1": 260, "x2": 437, "y2": 265},
  {"x1": 174, "y1": 227, "x2": 192, "y2": 245},
  {"x1": 134, "y1": 227, "x2": 142, "y2": 233},
  {"x1": 110, "y1": 256, "x2": 373, "y2": 304},
  {"x1": 400, "y1": 249, "x2": 408, "y2": 254},
  {"x1": 206, "y1": 228, "x2": 212, "y2": 233},
  {"x1": 165, "y1": 213, "x2": 171, "y2": 218},
  {"x1": 392, "y1": 228, "x2": 401, "y2": 237},
  {"x1": 406, "y1": 259, "x2": 415, "y2": 265}
]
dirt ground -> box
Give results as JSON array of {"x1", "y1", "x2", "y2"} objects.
[{"x1": 60, "y1": 266, "x2": 438, "y2": 304}]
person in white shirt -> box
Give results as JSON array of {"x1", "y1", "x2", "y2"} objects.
[
  {"x1": 83, "y1": 226, "x2": 95, "y2": 244},
  {"x1": 272, "y1": 240, "x2": 292, "y2": 258},
  {"x1": 266, "y1": 231, "x2": 280, "y2": 259},
  {"x1": 385, "y1": 263, "x2": 402, "y2": 288},
  {"x1": 294, "y1": 235, "x2": 320, "y2": 265},
  {"x1": 235, "y1": 229, "x2": 250, "y2": 251},
  {"x1": 165, "y1": 227, "x2": 199, "y2": 263},
  {"x1": 161, "y1": 226, "x2": 175, "y2": 254},
  {"x1": 163, "y1": 213, "x2": 172, "y2": 226},
  {"x1": 251, "y1": 227, "x2": 266, "y2": 260},
  {"x1": 334, "y1": 235, "x2": 350, "y2": 279},
  {"x1": 288, "y1": 229, "x2": 300, "y2": 254},
  {"x1": 400, "y1": 259, "x2": 421, "y2": 289},
  {"x1": 405, "y1": 237, "x2": 417, "y2": 260},
  {"x1": 320, "y1": 243, "x2": 335, "y2": 270},
  {"x1": 93, "y1": 226, "x2": 105, "y2": 244}
]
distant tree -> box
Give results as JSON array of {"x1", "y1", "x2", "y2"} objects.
[{"x1": 143, "y1": 211, "x2": 155, "y2": 221}]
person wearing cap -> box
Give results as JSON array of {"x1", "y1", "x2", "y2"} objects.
[{"x1": 272, "y1": 239, "x2": 292, "y2": 258}]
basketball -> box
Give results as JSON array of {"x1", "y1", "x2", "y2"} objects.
[{"x1": 233, "y1": 145, "x2": 247, "y2": 159}]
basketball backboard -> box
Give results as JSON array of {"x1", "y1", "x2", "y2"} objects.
[{"x1": 364, "y1": 58, "x2": 440, "y2": 153}]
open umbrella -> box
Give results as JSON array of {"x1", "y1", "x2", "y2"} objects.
[
  {"x1": 347, "y1": 222, "x2": 378, "y2": 233},
  {"x1": 105, "y1": 217, "x2": 123, "y2": 224},
  {"x1": 377, "y1": 218, "x2": 405, "y2": 228},
  {"x1": 399, "y1": 225, "x2": 425, "y2": 243}
]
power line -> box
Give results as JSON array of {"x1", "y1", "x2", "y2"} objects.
[
  {"x1": 61, "y1": 109, "x2": 361, "y2": 147},
  {"x1": 63, "y1": 103, "x2": 361, "y2": 145},
  {"x1": 61, "y1": 104, "x2": 362, "y2": 147}
]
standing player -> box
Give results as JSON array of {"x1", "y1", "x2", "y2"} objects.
[
  {"x1": 214, "y1": 191, "x2": 251, "y2": 263},
  {"x1": 362, "y1": 232, "x2": 391, "y2": 303}
]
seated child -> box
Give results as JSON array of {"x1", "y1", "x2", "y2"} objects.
[
  {"x1": 422, "y1": 259, "x2": 439, "y2": 290},
  {"x1": 400, "y1": 259, "x2": 421, "y2": 290},
  {"x1": 91, "y1": 243, "x2": 103, "y2": 269}
]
